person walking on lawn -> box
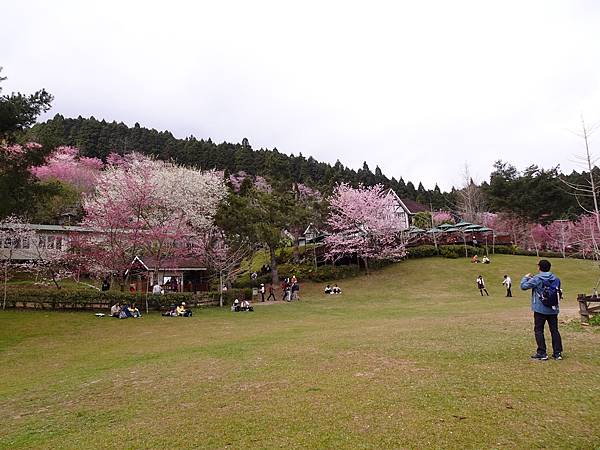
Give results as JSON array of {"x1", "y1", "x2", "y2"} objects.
[
  {"x1": 266, "y1": 284, "x2": 276, "y2": 301},
  {"x1": 476, "y1": 275, "x2": 489, "y2": 296},
  {"x1": 520, "y1": 259, "x2": 563, "y2": 361}
]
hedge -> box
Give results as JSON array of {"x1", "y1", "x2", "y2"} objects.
[
  {"x1": 406, "y1": 244, "x2": 583, "y2": 260},
  {"x1": 406, "y1": 245, "x2": 438, "y2": 258},
  {"x1": 2, "y1": 287, "x2": 251, "y2": 310},
  {"x1": 407, "y1": 244, "x2": 480, "y2": 259},
  {"x1": 233, "y1": 262, "x2": 364, "y2": 287}
]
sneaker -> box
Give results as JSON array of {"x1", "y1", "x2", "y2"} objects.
[
  {"x1": 552, "y1": 353, "x2": 562, "y2": 360},
  {"x1": 531, "y1": 353, "x2": 548, "y2": 361}
]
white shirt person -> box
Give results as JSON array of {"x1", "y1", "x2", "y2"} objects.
[{"x1": 502, "y1": 275, "x2": 512, "y2": 297}]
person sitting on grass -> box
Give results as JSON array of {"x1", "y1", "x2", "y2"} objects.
[
  {"x1": 119, "y1": 303, "x2": 132, "y2": 318},
  {"x1": 129, "y1": 303, "x2": 142, "y2": 318},
  {"x1": 231, "y1": 298, "x2": 241, "y2": 312},
  {"x1": 162, "y1": 304, "x2": 178, "y2": 316},
  {"x1": 324, "y1": 284, "x2": 332, "y2": 294},
  {"x1": 471, "y1": 254, "x2": 479, "y2": 264},
  {"x1": 482, "y1": 255, "x2": 490, "y2": 264},
  {"x1": 241, "y1": 299, "x2": 253, "y2": 311},
  {"x1": 177, "y1": 302, "x2": 192, "y2": 317},
  {"x1": 110, "y1": 302, "x2": 122, "y2": 318},
  {"x1": 332, "y1": 284, "x2": 342, "y2": 294}
]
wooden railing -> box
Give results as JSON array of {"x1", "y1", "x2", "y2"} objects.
[{"x1": 577, "y1": 294, "x2": 600, "y2": 324}]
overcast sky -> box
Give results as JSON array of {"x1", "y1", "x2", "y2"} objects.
[{"x1": 2, "y1": 0, "x2": 600, "y2": 190}]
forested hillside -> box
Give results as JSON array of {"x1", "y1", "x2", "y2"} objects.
[
  {"x1": 3, "y1": 111, "x2": 596, "y2": 226},
  {"x1": 25, "y1": 115, "x2": 451, "y2": 208}
]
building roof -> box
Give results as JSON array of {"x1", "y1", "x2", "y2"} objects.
[
  {"x1": 384, "y1": 189, "x2": 428, "y2": 215},
  {"x1": 131, "y1": 256, "x2": 207, "y2": 271},
  {"x1": 0, "y1": 223, "x2": 95, "y2": 232},
  {"x1": 399, "y1": 198, "x2": 428, "y2": 214}
]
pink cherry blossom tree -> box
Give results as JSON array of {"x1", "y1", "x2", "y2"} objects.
[
  {"x1": 81, "y1": 153, "x2": 227, "y2": 289},
  {"x1": 572, "y1": 213, "x2": 600, "y2": 259},
  {"x1": 0, "y1": 142, "x2": 43, "y2": 160},
  {"x1": 432, "y1": 211, "x2": 454, "y2": 226},
  {"x1": 529, "y1": 223, "x2": 549, "y2": 256},
  {"x1": 544, "y1": 220, "x2": 575, "y2": 257},
  {"x1": 325, "y1": 183, "x2": 406, "y2": 273},
  {"x1": 31, "y1": 146, "x2": 103, "y2": 192},
  {"x1": 486, "y1": 212, "x2": 530, "y2": 250}
]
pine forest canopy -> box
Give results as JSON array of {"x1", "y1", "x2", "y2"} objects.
[{"x1": 23, "y1": 115, "x2": 449, "y2": 208}]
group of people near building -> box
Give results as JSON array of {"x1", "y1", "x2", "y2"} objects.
[
  {"x1": 281, "y1": 275, "x2": 300, "y2": 301},
  {"x1": 110, "y1": 302, "x2": 142, "y2": 318},
  {"x1": 151, "y1": 278, "x2": 181, "y2": 294},
  {"x1": 251, "y1": 273, "x2": 300, "y2": 303}
]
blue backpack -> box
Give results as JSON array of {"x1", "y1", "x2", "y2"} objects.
[{"x1": 540, "y1": 278, "x2": 560, "y2": 307}]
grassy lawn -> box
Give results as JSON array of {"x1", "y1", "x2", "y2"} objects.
[{"x1": 1, "y1": 255, "x2": 599, "y2": 449}]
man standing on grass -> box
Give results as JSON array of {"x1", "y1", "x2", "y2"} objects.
[
  {"x1": 520, "y1": 259, "x2": 563, "y2": 361},
  {"x1": 502, "y1": 274, "x2": 512, "y2": 297},
  {"x1": 259, "y1": 283, "x2": 265, "y2": 302}
]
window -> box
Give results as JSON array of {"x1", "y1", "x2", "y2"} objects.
[
  {"x1": 38, "y1": 235, "x2": 46, "y2": 249},
  {"x1": 3, "y1": 237, "x2": 12, "y2": 249},
  {"x1": 56, "y1": 236, "x2": 63, "y2": 250},
  {"x1": 22, "y1": 237, "x2": 30, "y2": 249},
  {"x1": 47, "y1": 236, "x2": 56, "y2": 249}
]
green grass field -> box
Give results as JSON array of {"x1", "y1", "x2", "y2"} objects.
[{"x1": 1, "y1": 255, "x2": 600, "y2": 449}]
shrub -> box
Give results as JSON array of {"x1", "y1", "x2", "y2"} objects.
[
  {"x1": 407, "y1": 245, "x2": 438, "y2": 258},
  {"x1": 232, "y1": 273, "x2": 271, "y2": 288},
  {"x1": 215, "y1": 288, "x2": 252, "y2": 304},
  {"x1": 492, "y1": 245, "x2": 517, "y2": 255},
  {"x1": 439, "y1": 246, "x2": 461, "y2": 259},
  {"x1": 588, "y1": 314, "x2": 600, "y2": 326},
  {"x1": 1, "y1": 287, "x2": 241, "y2": 310},
  {"x1": 307, "y1": 264, "x2": 362, "y2": 282}
]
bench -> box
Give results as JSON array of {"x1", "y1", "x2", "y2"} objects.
[{"x1": 577, "y1": 294, "x2": 600, "y2": 324}]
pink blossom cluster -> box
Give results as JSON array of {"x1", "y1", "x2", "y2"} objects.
[
  {"x1": 31, "y1": 146, "x2": 104, "y2": 191},
  {"x1": 294, "y1": 183, "x2": 322, "y2": 201},
  {"x1": 228, "y1": 171, "x2": 272, "y2": 193},
  {"x1": 80, "y1": 152, "x2": 227, "y2": 277},
  {"x1": 1, "y1": 142, "x2": 42, "y2": 158},
  {"x1": 325, "y1": 183, "x2": 406, "y2": 264},
  {"x1": 486, "y1": 213, "x2": 585, "y2": 257},
  {"x1": 432, "y1": 211, "x2": 454, "y2": 226}
]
